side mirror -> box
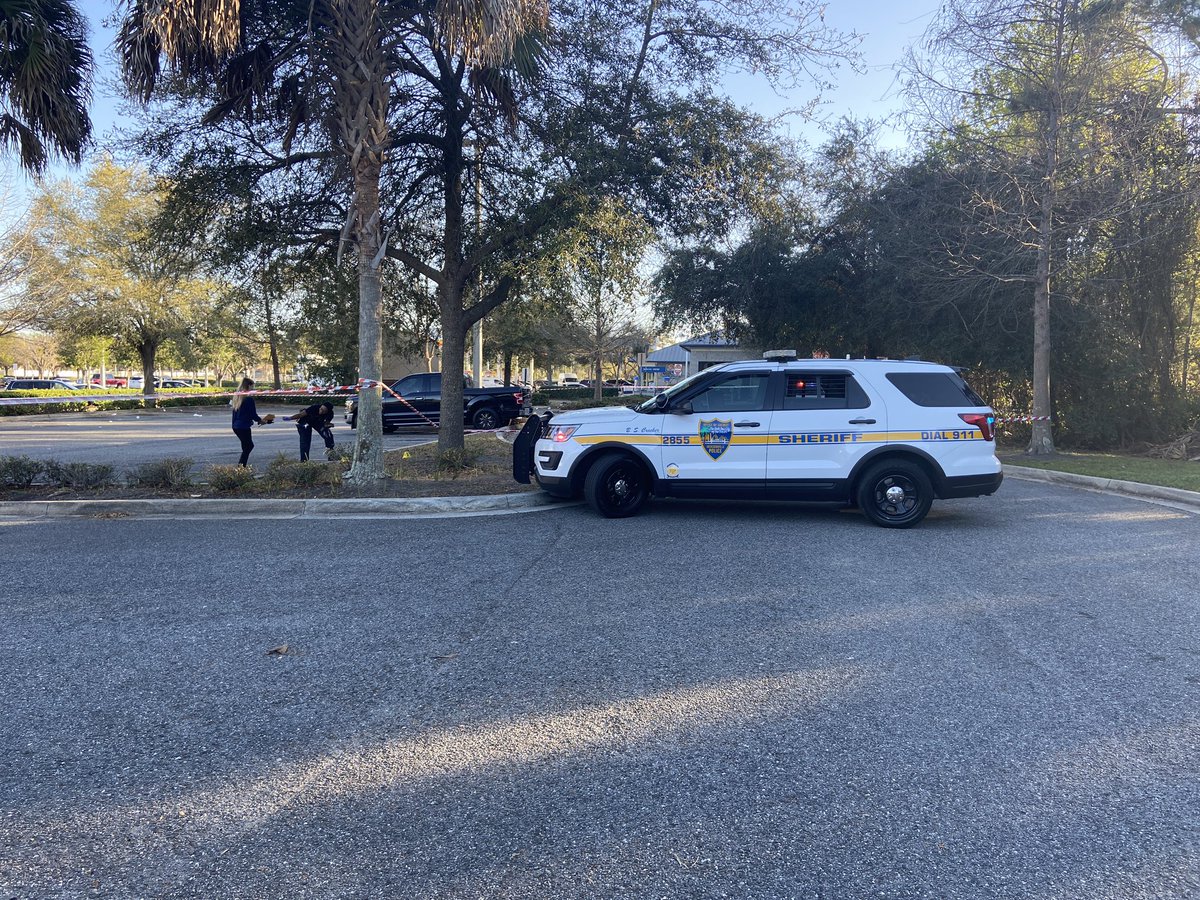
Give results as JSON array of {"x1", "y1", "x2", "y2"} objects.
[{"x1": 653, "y1": 392, "x2": 669, "y2": 411}]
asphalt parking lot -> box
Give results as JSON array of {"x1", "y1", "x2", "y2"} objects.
[{"x1": 1, "y1": 478, "x2": 1197, "y2": 897}]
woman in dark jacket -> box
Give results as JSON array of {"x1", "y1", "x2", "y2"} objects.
[
  {"x1": 231, "y1": 377, "x2": 264, "y2": 466},
  {"x1": 288, "y1": 401, "x2": 336, "y2": 460}
]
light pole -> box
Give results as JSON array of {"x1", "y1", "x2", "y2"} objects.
[{"x1": 466, "y1": 138, "x2": 486, "y2": 387}]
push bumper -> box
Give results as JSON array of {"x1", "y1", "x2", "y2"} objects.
[
  {"x1": 535, "y1": 473, "x2": 574, "y2": 498},
  {"x1": 939, "y1": 471, "x2": 1004, "y2": 499}
]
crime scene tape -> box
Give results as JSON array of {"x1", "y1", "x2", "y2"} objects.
[
  {"x1": 0, "y1": 382, "x2": 364, "y2": 407},
  {"x1": 994, "y1": 415, "x2": 1053, "y2": 423},
  {"x1": 0, "y1": 379, "x2": 520, "y2": 433}
]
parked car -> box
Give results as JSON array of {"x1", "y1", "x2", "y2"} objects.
[
  {"x1": 154, "y1": 378, "x2": 191, "y2": 388},
  {"x1": 345, "y1": 372, "x2": 526, "y2": 432},
  {"x1": 514, "y1": 351, "x2": 1002, "y2": 527},
  {"x1": 90, "y1": 374, "x2": 128, "y2": 387},
  {"x1": 2, "y1": 378, "x2": 81, "y2": 390}
]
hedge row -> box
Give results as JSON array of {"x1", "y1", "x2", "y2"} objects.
[{"x1": 0, "y1": 453, "x2": 348, "y2": 491}]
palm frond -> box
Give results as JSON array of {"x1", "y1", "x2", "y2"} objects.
[
  {"x1": 468, "y1": 65, "x2": 517, "y2": 128},
  {"x1": 436, "y1": 0, "x2": 549, "y2": 67},
  {"x1": 0, "y1": 112, "x2": 47, "y2": 172},
  {"x1": 201, "y1": 39, "x2": 274, "y2": 124},
  {"x1": 118, "y1": 0, "x2": 167, "y2": 100},
  {"x1": 0, "y1": 0, "x2": 92, "y2": 170},
  {"x1": 119, "y1": 0, "x2": 241, "y2": 99},
  {"x1": 142, "y1": 0, "x2": 243, "y2": 59}
]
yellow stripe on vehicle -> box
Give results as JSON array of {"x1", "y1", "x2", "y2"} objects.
[
  {"x1": 888, "y1": 430, "x2": 984, "y2": 442},
  {"x1": 574, "y1": 434, "x2": 662, "y2": 445},
  {"x1": 571, "y1": 429, "x2": 984, "y2": 447}
]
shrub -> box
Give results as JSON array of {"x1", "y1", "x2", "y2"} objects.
[
  {"x1": 0, "y1": 455, "x2": 44, "y2": 487},
  {"x1": 43, "y1": 460, "x2": 117, "y2": 489},
  {"x1": 127, "y1": 457, "x2": 194, "y2": 489},
  {"x1": 204, "y1": 464, "x2": 257, "y2": 492},
  {"x1": 433, "y1": 446, "x2": 484, "y2": 478},
  {"x1": 264, "y1": 454, "x2": 343, "y2": 488}
]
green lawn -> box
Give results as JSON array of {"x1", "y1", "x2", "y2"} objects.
[{"x1": 999, "y1": 450, "x2": 1200, "y2": 492}]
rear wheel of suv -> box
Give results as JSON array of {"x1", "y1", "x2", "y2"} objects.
[
  {"x1": 584, "y1": 453, "x2": 649, "y2": 518},
  {"x1": 857, "y1": 459, "x2": 933, "y2": 528}
]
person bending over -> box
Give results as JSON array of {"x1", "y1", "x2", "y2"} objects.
[{"x1": 288, "y1": 402, "x2": 336, "y2": 461}]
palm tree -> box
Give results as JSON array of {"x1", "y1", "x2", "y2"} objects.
[
  {"x1": 0, "y1": 0, "x2": 92, "y2": 173},
  {"x1": 118, "y1": 0, "x2": 546, "y2": 479}
]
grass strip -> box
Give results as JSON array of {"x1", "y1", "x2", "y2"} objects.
[{"x1": 1001, "y1": 451, "x2": 1200, "y2": 493}]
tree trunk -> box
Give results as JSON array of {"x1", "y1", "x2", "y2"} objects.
[
  {"x1": 1182, "y1": 263, "x2": 1196, "y2": 394},
  {"x1": 333, "y1": 0, "x2": 388, "y2": 482},
  {"x1": 264, "y1": 292, "x2": 282, "y2": 390},
  {"x1": 349, "y1": 219, "x2": 386, "y2": 480},
  {"x1": 138, "y1": 340, "x2": 158, "y2": 410},
  {"x1": 438, "y1": 71, "x2": 469, "y2": 454},
  {"x1": 503, "y1": 351, "x2": 513, "y2": 386},
  {"x1": 1030, "y1": 247, "x2": 1053, "y2": 454},
  {"x1": 439, "y1": 291, "x2": 467, "y2": 453},
  {"x1": 1028, "y1": 72, "x2": 1062, "y2": 455}
]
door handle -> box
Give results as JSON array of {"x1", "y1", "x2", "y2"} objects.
[
  {"x1": 734, "y1": 421, "x2": 761, "y2": 427},
  {"x1": 849, "y1": 418, "x2": 876, "y2": 425}
]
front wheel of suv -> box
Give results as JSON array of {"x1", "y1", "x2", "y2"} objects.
[
  {"x1": 857, "y1": 460, "x2": 933, "y2": 528},
  {"x1": 584, "y1": 453, "x2": 649, "y2": 518}
]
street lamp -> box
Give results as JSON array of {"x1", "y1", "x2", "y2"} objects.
[{"x1": 464, "y1": 137, "x2": 487, "y2": 387}]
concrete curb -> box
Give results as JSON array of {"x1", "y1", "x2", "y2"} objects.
[
  {"x1": 10, "y1": 463, "x2": 1192, "y2": 520},
  {"x1": 1004, "y1": 464, "x2": 1200, "y2": 512},
  {"x1": 0, "y1": 491, "x2": 564, "y2": 520}
]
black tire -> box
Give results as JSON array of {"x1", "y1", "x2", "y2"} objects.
[
  {"x1": 471, "y1": 406, "x2": 501, "y2": 430},
  {"x1": 857, "y1": 459, "x2": 933, "y2": 528},
  {"x1": 584, "y1": 453, "x2": 649, "y2": 518}
]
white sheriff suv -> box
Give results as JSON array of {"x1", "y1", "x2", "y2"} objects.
[{"x1": 513, "y1": 352, "x2": 1003, "y2": 527}]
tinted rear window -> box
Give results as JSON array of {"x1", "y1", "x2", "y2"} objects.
[
  {"x1": 886, "y1": 372, "x2": 985, "y2": 407},
  {"x1": 783, "y1": 372, "x2": 870, "y2": 410}
]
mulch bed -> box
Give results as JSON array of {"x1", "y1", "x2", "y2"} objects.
[{"x1": 0, "y1": 433, "x2": 536, "y2": 502}]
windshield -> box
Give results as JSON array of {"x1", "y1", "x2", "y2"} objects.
[{"x1": 635, "y1": 370, "x2": 710, "y2": 412}]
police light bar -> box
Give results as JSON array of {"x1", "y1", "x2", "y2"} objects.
[{"x1": 762, "y1": 349, "x2": 798, "y2": 362}]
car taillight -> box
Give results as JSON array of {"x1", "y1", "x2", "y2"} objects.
[{"x1": 959, "y1": 412, "x2": 995, "y2": 441}]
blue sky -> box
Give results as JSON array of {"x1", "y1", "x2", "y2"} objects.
[
  {"x1": 725, "y1": 0, "x2": 938, "y2": 149},
  {"x1": 9, "y1": 0, "x2": 939, "y2": 196}
]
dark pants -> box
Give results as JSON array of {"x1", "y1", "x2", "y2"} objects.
[
  {"x1": 233, "y1": 427, "x2": 254, "y2": 466},
  {"x1": 297, "y1": 423, "x2": 334, "y2": 460}
]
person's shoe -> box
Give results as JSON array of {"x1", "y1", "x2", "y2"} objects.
[{"x1": 325, "y1": 446, "x2": 338, "y2": 460}]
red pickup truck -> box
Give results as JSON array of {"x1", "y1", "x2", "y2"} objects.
[{"x1": 90, "y1": 375, "x2": 128, "y2": 387}]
